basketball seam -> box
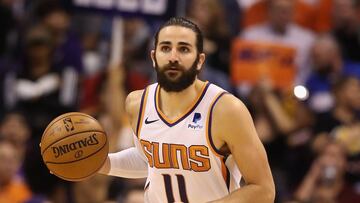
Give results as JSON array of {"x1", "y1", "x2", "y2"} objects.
[
  {"x1": 44, "y1": 138, "x2": 107, "y2": 164},
  {"x1": 41, "y1": 130, "x2": 105, "y2": 155},
  {"x1": 41, "y1": 113, "x2": 99, "y2": 143},
  {"x1": 46, "y1": 142, "x2": 108, "y2": 181}
]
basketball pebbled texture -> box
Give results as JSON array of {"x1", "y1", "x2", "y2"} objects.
[{"x1": 40, "y1": 112, "x2": 108, "y2": 181}]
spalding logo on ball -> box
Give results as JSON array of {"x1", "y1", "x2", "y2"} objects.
[{"x1": 40, "y1": 112, "x2": 109, "y2": 181}]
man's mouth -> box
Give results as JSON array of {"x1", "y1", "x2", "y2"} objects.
[{"x1": 166, "y1": 69, "x2": 181, "y2": 77}]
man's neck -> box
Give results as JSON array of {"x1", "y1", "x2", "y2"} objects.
[{"x1": 158, "y1": 79, "x2": 205, "y2": 120}]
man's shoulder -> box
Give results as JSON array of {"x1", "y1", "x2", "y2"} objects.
[
  {"x1": 125, "y1": 83, "x2": 157, "y2": 116},
  {"x1": 126, "y1": 89, "x2": 145, "y2": 102},
  {"x1": 125, "y1": 89, "x2": 145, "y2": 117},
  {"x1": 211, "y1": 93, "x2": 253, "y2": 140},
  {"x1": 213, "y1": 93, "x2": 247, "y2": 117}
]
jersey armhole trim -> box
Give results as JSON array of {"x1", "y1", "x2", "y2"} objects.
[
  {"x1": 135, "y1": 87, "x2": 149, "y2": 138},
  {"x1": 206, "y1": 91, "x2": 231, "y2": 191},
  {"x1": 206, "y1": 91, "x2": 229, "y2": 157}
]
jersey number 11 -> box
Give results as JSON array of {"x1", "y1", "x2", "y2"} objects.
[{"x1": 163, "y1": 174, "x2": 189, "y2": 203}]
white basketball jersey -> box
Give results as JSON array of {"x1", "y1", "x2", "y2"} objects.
[{"x1": 135, "y1": 82, "x2": 242, "y2": 203}]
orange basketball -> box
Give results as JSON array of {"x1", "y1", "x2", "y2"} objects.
[{"x1": 40, "y1": 112, "x2": 108, "y2": 181}]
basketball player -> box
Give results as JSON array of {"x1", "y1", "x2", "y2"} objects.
[{"x1": 99, "y1": 17, "x2": 275, "y2": 203}]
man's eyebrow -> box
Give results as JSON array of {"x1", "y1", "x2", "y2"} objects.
[
  {"x1": 178, "y1": 42, "x2": 192, "y2": 47},
  {"x1": 158, "y1": 41, "x2": 193, "y2": 47},
  {"x1": 159, "y1": 41, "x2": 171, "y2": 45}
]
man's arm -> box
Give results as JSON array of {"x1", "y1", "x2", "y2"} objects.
[
  {"x1": 211, "y1": 94, "x2": 275, "y2": 203},
  {"x1": 98, "y1": 147, "x2": 148, "y2": 178}
]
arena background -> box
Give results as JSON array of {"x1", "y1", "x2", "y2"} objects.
[{"x1": 0, "y1": 0, "x2": 360, "y2": 202}]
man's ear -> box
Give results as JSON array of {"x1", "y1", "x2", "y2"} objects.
[
  {"x1": 151, "y1": 50, "x2": 156, "y2": 67},
  {"x1": 197, "y1": 53, "x2": 206, "y2": 71}
]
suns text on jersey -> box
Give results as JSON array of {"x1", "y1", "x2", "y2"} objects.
[{"x1": 140, "y1": 139, "x2": 211, "y2": 172}]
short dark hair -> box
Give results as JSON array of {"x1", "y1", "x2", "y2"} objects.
[{"x1": 154, "y1": 17, "x2": 203, "y2": 53}]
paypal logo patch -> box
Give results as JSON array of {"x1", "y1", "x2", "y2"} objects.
[
  {"x1": 192, "y1": 113, "x2": 202, "y2": 123},
  {"x1": 188, "y1": 113, "x2": 203, "y2": 129}
]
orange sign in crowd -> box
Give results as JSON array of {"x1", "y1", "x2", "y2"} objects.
[{"x1": 231, "y1": 39, "x2": 296, "y2": 89}]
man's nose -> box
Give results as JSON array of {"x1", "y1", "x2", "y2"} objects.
[{"x1": 169, "y1": 49, "x2": 179, "y2": 63}]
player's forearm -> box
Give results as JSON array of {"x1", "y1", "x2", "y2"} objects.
[
  {"x1": 210, "y1": 184, "x2": 275, "y2": 203},
  {"x1": 98, "y1": 147, "x2": 148, "y2": 178}
]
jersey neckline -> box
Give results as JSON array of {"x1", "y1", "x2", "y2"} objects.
[{"x1": 154, "y1": 81, "x2": 210, "y2": 127}]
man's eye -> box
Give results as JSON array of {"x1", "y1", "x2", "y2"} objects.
[
  {"x1": 161, "y1": 46, "x2": 171, "y2": 52},
  {"x1": 179, "y1": 47, "x2": 190, "y2": 53}
]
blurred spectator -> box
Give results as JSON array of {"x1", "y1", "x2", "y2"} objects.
[
  {"x1": 0, "y1": 0, "x2": 16, "y2": 57},
  {"x1": 333, "y1": 122, "x2": 360, "y2": 159},
  {"x1": 186, "y1": 0, "x2": 231, "y2": 74},
  {"x1": 248, "y1": 78, "x2": 314, "y2": 201},
  {"x1": 305, "y1": 35, "x2": 342, "y2": 114},
  {"x1": 242, "y1": 0, "x2": 316, "y2": 30},
  {"x1": 0, "y1": 111, "x2": 30, "y2": 160},
  {"x1": 240, "y1": 0, "x2": 315, "y2": 85},
  {"x1": 294, "y1": 141, "x2": 360, "y2": 203},
  {"x1": 184, "y1": 0, "x2": 233, "y2": 91},
  {"x1": 314, "y1": 76, "x2": 360, "y2": 136},
  {"x1": 9, "y1": 25, "x2": 78, "y2": 137},
  {"x1": 0, "y1": 140, "x2": 31, "y2": 203},
  {"x1": 71, "y1": 175, "x2": 112, "y2": 203},
  {"x1": 77, "y1": 14, "x2": 108, "y2": 114},
  {"x1": 332, "y1": 121, "x2": 360, "y2": 195},
  {"x1": 331, "y1": 0, "x2": 360, "y2": 63},
  {"x1": 36, "y1": 0, "x2": 83, "y2": 73},
  {"x1": 122, "y1": 18, "x2": 152, "y2": 91},
  {"x1": 0, "y1": 58, "x2": 17, "y2": 118},
  {"x1": 312, "y1": 0, "x2": 333, "y2": 33},
  {"x1": 6, "y1": 25, "x2": 78, "y2": 202},
  {"x1": 0, "y1": 0, "x2": 17, "y2": 118},
  {"x1": 312, "y1": 76, "x2": 360, "y2": 165},
  {"x1": 221, "y1": 0, "x2": 242, "y2": 37},
  {"x1": 97, "y1": 66, "x2": 133, "y2": 152},
  {"x1": 238, "y1": 0, "x2": 333, "y2": 33},
  {"x1": 81, "y1": 29, "x2": 105, "y2": 77}
]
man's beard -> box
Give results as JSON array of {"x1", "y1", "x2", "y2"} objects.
[{"x1": 155, "y1": 56, "x2": 200, "y2": 92}]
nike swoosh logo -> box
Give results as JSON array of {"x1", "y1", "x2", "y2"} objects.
[{"x1": 145, "y1": 117, "x2": 159, "y2": 124}]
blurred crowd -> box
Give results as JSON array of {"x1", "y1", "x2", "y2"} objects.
[{"x1": 0, "y1": 0, "x2": 360, "y2": 202}]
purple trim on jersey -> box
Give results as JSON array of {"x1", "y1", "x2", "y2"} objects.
[
  {"x1": 154, "y1": 83, "x2": 210, "y2": 127},
  {"x1": 208, "y1": 92, "x2": 228, "y2": 156},
  {"x1": 136, "y1": 87, "x2": 148, "y2": 137}
]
